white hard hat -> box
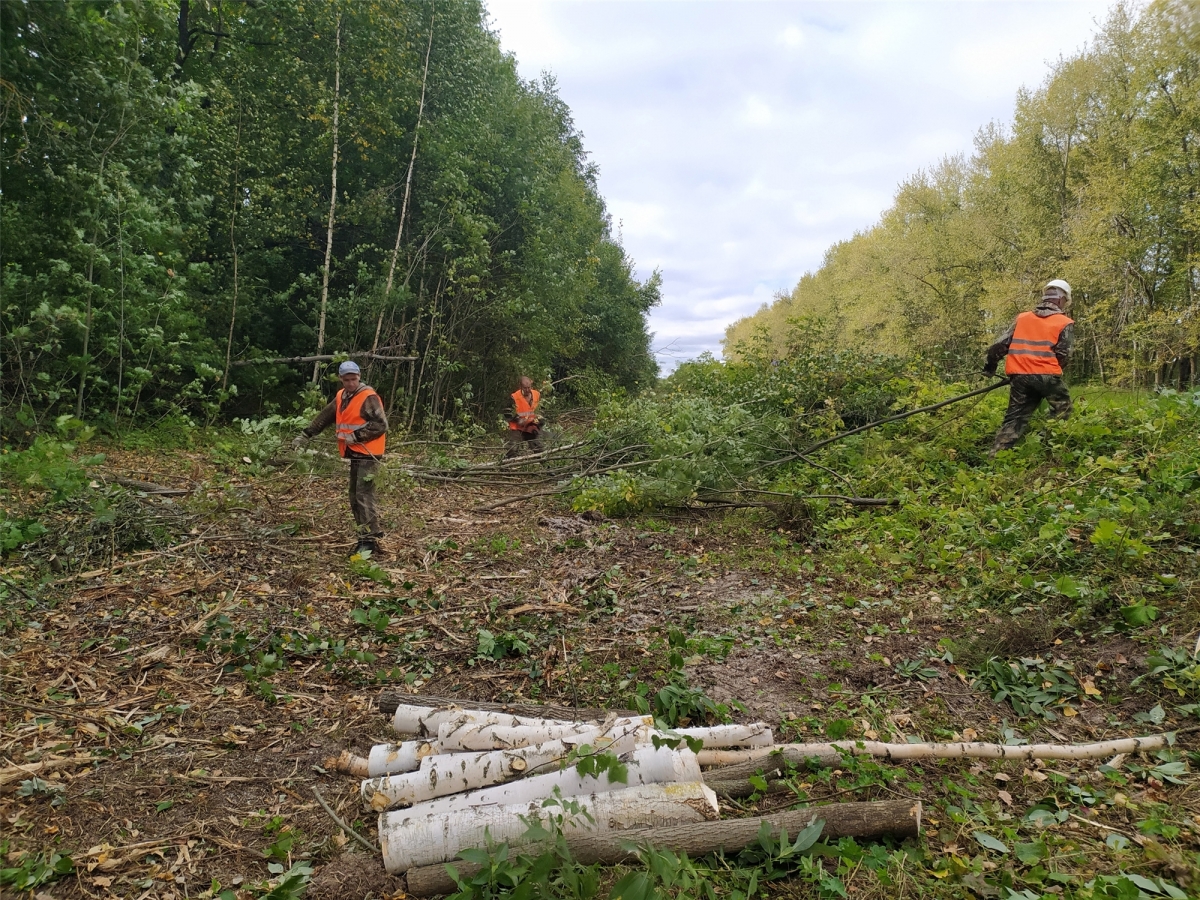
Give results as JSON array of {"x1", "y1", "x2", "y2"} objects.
[{"x1": 1044, "y1": 279, "x2": 1071, "y2": 299}]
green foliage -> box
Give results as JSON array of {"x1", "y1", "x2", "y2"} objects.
[
  {"x1": 197, "y1": 613, "x2": 377, "y2": 698},
  {"x1": 0, "y1": 842, "x2": 74, "y2": 892},
  {"x1": 447, "y1": 793, "x2": 601, "y2": 900},
  {"x1": 1137, "y1": 647, "x2": 1200, "y2": 699},
  {"x1": 1, "y1": 0, "x2": 657, "y2": 428},
  {"x1": 563, "y1": 747, "x2": 628, "y2": 784},
  {"x1": 210, "y1": 862, "x2": 314, "y2": 900},
  {"x1": 576, "y1": 348, "x2": 1199, "y2": 643},
  {"x1": 973, "y1": 657, "x2": 1082, "y2": 720},
  {"x1": 726, "y1": 3, "x2": 1200, "y2": 388},
  {"x1": 475, "y1": 628, "x2": 535, "y2": 661},
  {"x1": 348, "y1": 551, "x2": 392, "y2": 586},
  {"x1": 630, "y1": 630, "x2": 737, "y2": 727},
  {"x1": 0, "y1": 416, "x2": 103, "y2": 502},
  {"x1": 446, "y1": 792, "x2": 828, "y2": 900},
  {"x1": 894, "y1": 659, "x2": 940, "y2": 681}
]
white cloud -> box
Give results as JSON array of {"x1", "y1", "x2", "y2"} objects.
[
  {"x1": 742, "y1": 95, "x2": 774, "y2": 126},
  {"x1": 609, "y1": 200, "x2": 673, "y2": 241},
  {"x1": 779, "y1": 25, "x2": 805, "y2": 49},
  {"x1": 485, "y1": 0, "x2": 1113, "y2": 371}
]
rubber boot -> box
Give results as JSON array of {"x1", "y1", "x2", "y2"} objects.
[{"x1": 368, "y1": 532, "x2": 388, "y2": 561}]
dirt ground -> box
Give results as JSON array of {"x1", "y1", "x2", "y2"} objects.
[{"x1": 2, "y1": 446, "x2": 1196, "y2": 899}]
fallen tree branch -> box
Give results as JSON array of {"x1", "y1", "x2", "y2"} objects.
[
  {"x1": 404, "y1": 799, "x2": 922, "y2": 896},
  {"x1": 103, "y1": 476, "x2": 191, "y2": 496},
  {"x1": 693, "y1": 495, "x2": 898, "y2": 509},
  {"x1": 784, "y1": 379, "x2": 1010, "y2": 460},
  {"x1": 0, "y1": 755, "x2": 97, "y2": 787},
  {"x1": 50, "y1": 535, "x2": 214, "y2": 585},
  {"x1": 698, "y1": 732, "x2": 1180, "y2": 769},
  {"x1": 231, "y1": 352, "x2": 417, "y2": 367},
  {"x1": 311, "y1": 786, "x2": 379, "y2": 853}
]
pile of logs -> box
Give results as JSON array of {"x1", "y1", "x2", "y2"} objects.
[
  {"x1": 323, "y1": 697, "x2": 1182, "y2": 896},
  {"x1": 328, "y1": 700, "x2": 924, "y2": 896}
]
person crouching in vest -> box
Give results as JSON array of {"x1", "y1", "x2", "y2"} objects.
[
  {"x1": 292, "y1": 361, "x2": 389, "y2": 557},
  {"x1": 504, "y1": 376, "x2": 542, "y2": 459},
  {"x1": 984, "y1": 279, "x2": 1075, "y2": 455}
]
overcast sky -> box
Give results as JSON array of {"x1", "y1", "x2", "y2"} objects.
[{"x1": 485, "y1": 0, "x2": 1116, "y2": 371}]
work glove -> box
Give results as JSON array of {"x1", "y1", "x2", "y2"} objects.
[
  {"x1": 291, "y1": 434, "x2": 309, "y2": 450},
  {"x1": 982, "y1": 363, "x2": 997, "y2": 377}
]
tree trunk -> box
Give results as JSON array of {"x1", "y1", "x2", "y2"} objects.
[
  {"x1": 312, "y1": 13, "x2": 341, "y2": 384},
  {"x1": 114, "y1": 187, "x2": 126, "y2": 421},
  {"x1": 386, "y1": 782, "x2": 719, "y2": 876},
  {"x1": 222, "y1": 116, "x2": 242, "y2": 391},
  {"x1": 374, "y1": 10, "x2": 435, "y2": 353},
  {"x1": 74, "y1": 232, "x2": 99, "y2": 420},
  {"x1": 404, "y1": 800, "x2": 923, "y2": 896}
]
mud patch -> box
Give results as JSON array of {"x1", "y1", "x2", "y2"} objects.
[{"x1": 689, "y1": 647, "x2": 810, "y2": 720}]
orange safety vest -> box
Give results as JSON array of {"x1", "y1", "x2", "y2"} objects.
[
  {"x1": 510, "y1": 389, "x2": 540, "y2": 432},
  {"x1": 1005, "y1": 311, "x2": 1073, "y2": 375},
  {"x1": 335, "y1": 387, "x2": 387, "y2": 458}
]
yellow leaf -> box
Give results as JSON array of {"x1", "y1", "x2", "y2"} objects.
[{"x1": 1062, "y1": 706, "x2": 1078, "y2": 717}]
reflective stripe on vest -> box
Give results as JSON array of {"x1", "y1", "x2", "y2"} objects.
[
  {"x1": 336, "y1": 387, "x2": 386, "y2": 458},
  {"x1": 510, "y1": 389, "x2": 540, "y2": 432},
  {"x1": 1005, "y1": 311, "x2": 1073, "y2": 375}
]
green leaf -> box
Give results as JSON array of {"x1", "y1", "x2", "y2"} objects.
[
  {"x1": 609, "y1": 871, "x2": 654, "y2": 900},
  {"x1": 1105, "y1": 833, "x2": 1130, "y2": 851},
  {"x1": 972, "y1": 831, "x2": 1009, "y2": 853},
  {"x1": 790, "y1": 819, "x2": 824, "y2": 854},
  {"x1": 1120, "y1": 604, "x2": 1159, "y2": 626},
  {"x1": 1014, "y1": 841, "x2": 1046, "y2": 864},
  {"x1": 155, "y1": 800, "x2": 173, "y2": 813}
]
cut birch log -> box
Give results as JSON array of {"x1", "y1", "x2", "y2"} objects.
[
  {"x1": 326, "y1": 750, "x2": 369, "y2": 778},
  {"x1": 436, "y1": 716, "x2": 652, "y2": 752},
  {"x1": 697, "y1": 733, "x2": 1178, "y2": 767},
  {"x1": 435, "y1": 717, "x2": 771, "y2": 754},
  {"x1": 361, "y1": 727, "x2": 642, "y2": 812},
  {"x1": 368, "y1": 741, "x2": 435, "y2": 776},
  {"x1": 403, "y1": 798, "x2": 923, "y2": 895},
  {"x1": 678, "y1": 723, "x2": 773, "y2": 750},
  {"x1": 326, "y1": 741, "x2": 434, "y2": 778},
  {"x1": 393, "y1": 703, "x2": 589, "y2": 738},
  {"x1": 380, "y1": 781, "x2": 719, "y2": 874},
  {"x1": 395, "y1": 745, "x2": 701, "y2": 822},
  {"x1": 377, "y1": 694, "x2": 639, "y2": 721}
]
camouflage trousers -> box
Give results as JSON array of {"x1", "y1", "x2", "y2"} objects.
[
  {"x1": 349, "y1": 457, "x2": 382, "y2": 536},
  {"x1": 991, "y1": 375, "x2": 1072, "y2": 453}
]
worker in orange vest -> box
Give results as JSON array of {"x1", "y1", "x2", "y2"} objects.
[
  {"x1": 292, "y1": 361, "x2": 389, "y2": 557},
  {"x1": 984, "y1": 279, "x2": 1075, "y2": 454},
  {"x1": 505, "y1": 376, "x2": 543, "y2": 458}
]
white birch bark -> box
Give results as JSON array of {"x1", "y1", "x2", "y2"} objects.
[
  {"x1": 379, "y1": 781, "x2": 719, "y2": 874},
  {"x1": 312, "y1": 13, "x2": 340, "y2": 384},
  {"x1": 396, "y1": 745, "x2": 700, "y2": 821},
  {"x1": 697, "y1": 733, "x2": 1176, "y2": 767},
  {"x1": 361, "y1": 727, "x2": 642, "y2": 811}
]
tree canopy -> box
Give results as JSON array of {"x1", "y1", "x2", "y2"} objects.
[
  {"x1": 726, "y1": 0, "x2": 1198, "y2": 389},
  {"x1": 1, "y1": 0, "x2": 660, "y2": 430}
]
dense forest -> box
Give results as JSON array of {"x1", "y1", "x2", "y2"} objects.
[
  {"x1": 0, "y1": 0, "x2": 660, "y2": 431},
  {"x1": 726, "y1": 0, "x2": 1198, "y2": 390}
]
